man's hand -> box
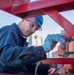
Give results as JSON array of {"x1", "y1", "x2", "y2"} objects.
[
  {"x1": 48, "y1": 67, "x2": 60, "y2": 75},
  {"x1": 59, "y1": 54, "x2": 74, "y2": 74},
  {"x1": 42, "y1": 34, "x2": 65, "y2": 52}
]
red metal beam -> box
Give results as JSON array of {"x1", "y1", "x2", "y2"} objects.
[
  {"x1": 0, "y1": 0, "x2": 31, "y2": 8},
  {"x1": 53, "y1": 2, "x2": 74, "y2": 12},
  {"x1": 42, "y1": 8, "x2": 74, "y2": 37},
  {"x1": 42, "y1": 58, "x2": 74, "y2": 64},
  {"x1": 0, "y1": 0, "x2": 74, "y2": 14},
  {"x1": 15, "y1": 9, "x2": 44, "y2": 18},
  {"x1": 0, "y1": 73, "x2": 31, "y2": 75},
  {"x1": 15, "y1": 2, "x2": 74, "y2": 18}
]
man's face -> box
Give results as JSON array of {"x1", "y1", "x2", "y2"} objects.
[{"x1": 21, "y1": 20, "x2": 39, "y2": 37}]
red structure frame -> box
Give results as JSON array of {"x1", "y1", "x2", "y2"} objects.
[
  {"x1": 0, "y1": 0, "x2": 74, "y2": 64},
  {"x1": 42, "y1": 58, "x2": 74, "y2": 64}
]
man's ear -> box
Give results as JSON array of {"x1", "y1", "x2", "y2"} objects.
[
  {"x1": 22, "y1": 19, "x2": 25, "y2": 22},
  {"x1": 22, "y1": 19, "x2": 27, "y2": 23}
]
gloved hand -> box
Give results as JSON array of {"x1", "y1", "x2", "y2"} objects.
[{"x1": 42, "y1": 34, "x2": 65, "y2": 52}]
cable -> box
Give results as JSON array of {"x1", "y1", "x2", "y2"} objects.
[
  {"x1": 0, "y1": 61, "x2": 5, "y2": 66},
  {"x1": 35, "y1": 61, "x2": 41, "y2": 75}
]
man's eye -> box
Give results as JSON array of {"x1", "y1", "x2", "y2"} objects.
[
  {"x1": 35, "y1": 28, "x2": 38, "y2": 30},
  {"x1": 31, "y1": 24, "x2": 34, "y2": 27}
]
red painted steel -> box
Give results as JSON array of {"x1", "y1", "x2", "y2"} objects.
[
  {"x1": 42, "y1": 8, "x2": 74, "y2": 37},
  {"x1": 0, "y1": 73, "x2": 31, "y2": 75},
  {"x1": 42, "y1": 58, "x2": 74, "y2": 64},
  {"x1": 15, "y1": 9, "x2": 44, "y2": 18},
  {"x1": 15, "y1": 2, "x2": 74, "y2": 18},
  {"x1": 0, "y1": 0, "x2": 74, "y2": 14}
]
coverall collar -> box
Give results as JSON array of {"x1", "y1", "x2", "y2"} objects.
[{"x1": 12, "y1": 23, "x2": 27, "y2": 39}]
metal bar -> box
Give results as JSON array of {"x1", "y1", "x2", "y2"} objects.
[
  {"x1": 0, "y1": 0, "x2": 74, "y2": 14},
  {"x1": 16, "y1": 2, "x2": 74, "y2": 18},
  {"x1": 42, "y1": 58, "x2": 74, "y2": 64},
  {"x1": 42, "y1": 8, "x2": 74, "y2": 37},
  {"x1": 0, "y1": 73, "x2": 34, "y2": 75},
  {"x1": 15, "y1": 9, "x2": 44, "y2": 18},
  {"x1": 53, "y1": 2, "x2": 74, "y2": 12}
]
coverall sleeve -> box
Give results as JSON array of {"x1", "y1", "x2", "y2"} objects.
[{"x1": 0, "y1": 27, "x2": 46, "y2": 66}]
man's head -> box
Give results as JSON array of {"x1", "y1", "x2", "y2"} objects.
[{"x1": 18, "y1": 16, "x2": 43, "y2": 37}]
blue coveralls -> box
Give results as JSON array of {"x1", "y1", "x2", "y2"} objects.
[{"x1": 0, "y1": 23, "x2": 49, "y2": 74}]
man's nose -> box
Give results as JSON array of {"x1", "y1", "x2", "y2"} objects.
[{"x1": 31, "y1": 28, "x2": 36, "y2": 33}]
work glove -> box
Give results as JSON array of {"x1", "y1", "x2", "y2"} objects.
[{"x1": 42, "y1": 34, "x2": 65, "y2": 52}]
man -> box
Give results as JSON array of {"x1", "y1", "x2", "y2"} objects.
[{"x1": 0, "y1": 15, "x2": 65, "y2": 74}]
